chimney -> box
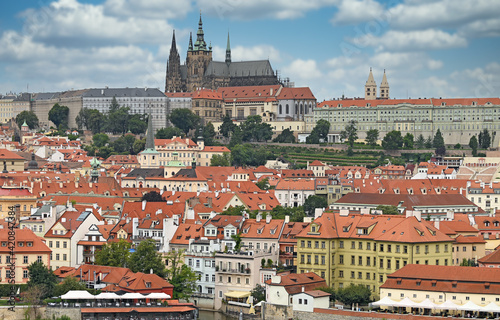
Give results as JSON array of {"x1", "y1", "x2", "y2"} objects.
[
  {"x1": 266, "y1": 214, "x2": 271, "y2": 224},
  {"x1": 207, "y1": 197, "x2": 213, "y2": 208},
  {"x1": 301, "y1": 286, "x2": 305, "y2": 292},
  {"x1": 434, "y1": 220, "x2": 440, "y2": 229},
  {"x1": 284, "y1": 215, "x2": 290, "y2": 223},
  {"x1": 142, "y1": 200, "x2": 147, "y2": 211},
  {"x1": 256, "y1": 213, "x2": 262, "y2": 223}
]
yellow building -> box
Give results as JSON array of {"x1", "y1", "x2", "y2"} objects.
[
  {"x1": 296, "y1": 211, "x2": 453, "y2": 296},
  {"x1": 0, "y1": 228, "x2": 51, "y2": 284},
  {"x1": 0, "y1": 149, "x2": 25, "y2": 172},
  {"x1": 0, "y1": 188, "x2": 37, "y2": 219},
  {"x1": 380, "y1": 264, "x2": 500, "y2": 310}
]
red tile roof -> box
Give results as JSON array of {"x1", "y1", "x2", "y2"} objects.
[
  {"x1": 0, "y1": 228, "x2": 50, "y2": 253},
  {"x1": 265, "y1": 272, "x2": 326, "y2": 295}
]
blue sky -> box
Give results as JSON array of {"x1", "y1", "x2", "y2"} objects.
[{"x1": 0, "y1": 0, "x2": 499, "y2": 101}]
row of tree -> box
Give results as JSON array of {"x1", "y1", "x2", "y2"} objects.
[{"x1": 83, "y1": 133, "x2": 146, "y2": 158}]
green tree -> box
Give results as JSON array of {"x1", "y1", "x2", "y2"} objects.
[
  {"x1": 231, "y1": 233, "x2": 243, "y2": 252},
  {"x1": 273, "y1": 128, "x2": 296, "y2": 143},
  {"x1": 53, "y1": 277, "x2": 88, "y2": 297},
  {"x1": 365, "y1": 129, "x2": 379, "y2": 146},
  {"x1": 92, "y1": 133, "x2": 110, "y2": 148},
  {"x1": 251, "y1": 284, "x2": 266, "y2": 303},
  {"x1": 210, "y1": 153, "x2": 231, "y2": 166},
  {"x1": 141, "y1": 191, "x2": 165, "y2": 202},
  {"x1": 340, "y1": 120, "x2": 358, "y2": 147},
  {"x1": 165, "y1": 250, "x2": 197, "y2": 299},
  {"x1": 128, "y1": 114, "x2": 148, "y2": 135},
  {"x1": 336, "y1": 284, "x2": 371, "y2": 306},
  {"x1": 403, "y1": 133, "x2": 414, "y2": 149},
  {"x1": 303, "y1": 195, "x2": 328, "y2": 216},
  {"x1": 373, "y1": 205, "x2": 399, "y2": 215},
  {"x1": 133, "y1": 138, "x2": 146, "y2": 154},
  {"x1": 128, "y1": 239, "x2": 166, "y2": 277},
  {"x1": 269, "y1": 206, "x2": 305, "y2": 222},
  {"x1": 155, "y1": 127, "x2": 184, "y2": 139},
  {"x1": 48, "y1": 103, "x2": 69, "y2": 129},
  {"x1": 469, "y1": 135, "x2": 478, "y2": 157},
  {"x1": 202, "y1": 122, "x2": 216, "y2": 146},
  {"x1": 96, "y1": 145, "x2": 114, "y2": 159},
  {"x1": 424, "y1": 136, "x2": 433, "y2": 149},
  {"x1": 107, "y1": 106, "x2": 130, "y2": 134},
  {"x1": 76, "y1": 108, "x2": 104, "y2": 133},
  {"x1": 454, "y1": 143, "x2": 461, "y2": 149},
  {"x1": 382, "y1": 130, "x2": 403, "y2": 151},
  {"x1": 110, "y1": 96, "x2": 120, "y2": 112},
  {"x1": 307, "y1": 119, "x2": 330, "y2": 144},
  {"x1": 220, "y1": 114, "x2": 236, "y2": 138},
  {"x1": 433, "y1": 129, "x2": 446, "y2": 156},
  {"x1": 479, "y1": 129, "x2": 491, "y2": 149},
  {"x1": 112, "y1": 134, "x2": 136, "y2": 154},
  {"x1": 228, "y1": 126, "x2": 243, "y2": 148},
  {"x1": 415, "y1": 134, "x2": 425, "y2": 149},
  {"x1": 16, "y1": 111, "x2": 39, "y2": 129},
  {"x1": 256, "y1": 178, "x2": 270, "y2": 190},
  {"x1": 240, "y1": 115, "x2": 273, "y2": 142},
  {"x1": 27, "y1": 262, "x2": 57, "y2": 299},
  {"x1": 221, "y1": 205, "x2": 247, "y2": 216},
  {"x1": 94, "y1": 239, "x2": 131, "y2": 267},
  {"x1": 168, "y1": 108, "x2": 200, "y2": 135}
]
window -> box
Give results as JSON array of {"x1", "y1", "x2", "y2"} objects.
[
  {"x1": 63, "y1": 254, "x2": 67, "y2": 261},
  {"x1": 351, "y1": 255, "x2": 355, "y2": 265},
  {"x1": 56, "y1": 241, "x2": 60, "y2": 248},
  {"x1": 339, "y1": 270, "x2": 344, "y2": 278},
  {"x1": 425, "y1": 245, "x2": 429, "y2": 254},
  {"x1": 396, "y1": 245, "x2": 400, "y2": 253},
  {"x1": 379, "y1": 275, "x2": 383, "y2": 282},
  {"x1": 301, "y1": 240, "x2": 305, "y2": 248},
  {"x1": 367, "y1": 242, "x2": 371, "y2": 250},
  {"x1": 49, "y1": 241, "x2": 52, "y2": 248},
  {"x1": 23, "y1": 270, "x2": 28, "y2": 279},
  {"x1": 350, "y1": 271, "x2": 355, "y2": 279},
  {"x1": 387, "y1": 244, "x2": 392, "y2": 252},
  {"x1": 315, "y1": 241, "x2": 319, "y2": 248},
  {"x1": 56, "y1": 254, "x2": 60, "y2": 260},
  {"x1": 351, "y1": 241, "x2": 355, "y2": 249},
  {"x1": 314, "y1": 255, "x2": 319, "y2": 264},
  {"x1": 321, "y1": 241, "x2": 326, "y2": 249},
  {"x1": 23, "y1": 256, "x2": 28, "y2": 264},
  {"x1": 307, "y1": 255, "x2": 311, "y2": 264},
  {"x1": 307, "y1": 241, "x2": 311, "y2": 248},
  {"x1": 396, "y1": 260, "x2": 400, "y2": 269},
  {"x1": 339, "y1": 255, "x2": 344, "y2": 264},
  {"x1": 339, "y1": 241, "x2": 344, "y2": 248},
  {"x1": 387, "y1": 259, "x2": 391, "y2": 269},
  {"x1": 435, "y1": 244, "x2": 440, "y2": 253},
  {"x1": 379, "y1": 258, "x2": 384, "y2": 268},
  {"x1": 358, "y1": 272, "x2": 362, "y2": 279},
  {"x1": 404, "y1": 245, "x2": 408, "y2": 254},
  {"x1": 379, "y1": 244, "x2": 384, "y2": 252},
  {"x1": 301, "y1": 255, "x2": 305, "y2": 264},
  {"x1": 416, "y1": 245, "x2": 420, "y2": 254},
  {"x1": 463, "y1": 246, "x2": 467, "y2": 252},
  {"x1": 366, "y1": 256, "x2": 371, "y2": 266},
  {"x1": 321, "y1": 256, "x2": 325, "y2": 265},
  {"x1": 366, "y1": 273, "x2": 370, "y2": 280},
  {"x1": 227, "y1": 276, "x2": 232, "y2": 283}
]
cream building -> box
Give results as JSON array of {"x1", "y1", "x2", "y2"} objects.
[
  {"x1": 311, "y1": 97, "x2": 500, "y2": 146},
  {"x1": 0, "y1": 228, "x2": 51, "y2": 284},
  {"x1": 44, "y1": 209, "x2": 100, "y2": 269},
  {"x1": 380, "y1": 264, "x2": 500, "y2": 311}
]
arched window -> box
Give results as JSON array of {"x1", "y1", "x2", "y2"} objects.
[
  {"x1": 300, "y1": 104, "x2": 303, "y2": 114},
  {"x1": 279, "y1": 104, "x2": 282, "y2": 114},
  {"x1": 286, "y1": 104, "x2": 289, "y2": 114}
]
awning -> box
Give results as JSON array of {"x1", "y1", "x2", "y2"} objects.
[
  {"x1": 458, "y1": 301, "x2": 483, "y2": 312},
  {"x1": 414, "y1": 298, "x2": 438, "y2": 309},
  {"x1": 120, "y1": 292, "x2": 146, "y2": 300},
  {"x1": 95, "y1": 292, "x2": 120, "y2": 299},
  {"x1": 372, "y1": 296, "x2": 396, "y2": 307},
  {"x1": 224, "y1": 291, "x2": 251, "y2": 299},
  {"x1": 435, "y1": 300, "x2": 460, "y2": 310},
  {"x1": 145, "y1": 292, "x2": 171, "y2": 299},
  {"x1": 482, "y1": 302, "x2": 500, "y2": 313},
  {"x1": 61, "y1": 290, "x2": 95, "y2": 300}
]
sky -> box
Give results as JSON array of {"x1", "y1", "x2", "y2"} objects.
[{"x1": 0, "y1": 0, "x2": 499, "y2": 101}]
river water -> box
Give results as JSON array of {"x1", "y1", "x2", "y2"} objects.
[{"x1": 198, "y1": 310, "x2": 231, "y2": 320}]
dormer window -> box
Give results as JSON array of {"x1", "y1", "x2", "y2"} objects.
[
  {"x1": 311, "y1": 226, "x2": 316, "y2": 233},
  {"x1": 485, "y1": 221, "x2": 490, "y2": 227}
]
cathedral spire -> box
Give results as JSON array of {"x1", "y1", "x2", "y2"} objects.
[
  {"x1": 225, "y1": 32, "x2": 231, "y2": 66},
  {"x1": 145, "y1": 109, "x2": 155, "y2": 151},
  {"x1": 379, "y1": 69, "x2": 390, "y2": 99},
  {"x1": 194, "y1": 13, "x2": 207, "y2": 51},
  {"x1": 188, "y1": 32, "x2": 193, "y2": 51},
  {"x1": 365, "y1": 67, "x2": 377, "y2": 100}
]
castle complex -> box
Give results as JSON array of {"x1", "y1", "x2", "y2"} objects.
[{"x1": 165, "y1": 15, "x2": 281, "y2": 93}]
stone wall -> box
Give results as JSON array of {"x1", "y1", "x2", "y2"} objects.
[
  {"x1": 45, "y1": 307, "x2": 81, "y2": 320},
  {"x1": 293, "y1": 308, "x2": 457, "y2": 320},
  {"x1": 260, "y1": 303, "x2": 293, "y2": 320}
]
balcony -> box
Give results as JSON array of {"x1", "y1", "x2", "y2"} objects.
[{"x1": 216, "y1": 268, "x2": 251, "y2": 275}]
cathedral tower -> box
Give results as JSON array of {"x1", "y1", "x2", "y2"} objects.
[
  {"x1": 186, "y1": 13, "x2": 213, "y2": 91},
  {"x1": 379, "y1": 69, "x2": 389, "y2": 99},
  {"x1": 165, "y1": 30, "x2": 184, "y2": 92},
  {"x1": 225, "y1": 32, "x2": 231, "y2": 66},
  {"x1": 364, "y1": 68, "x2": 377, "y2": 100}
]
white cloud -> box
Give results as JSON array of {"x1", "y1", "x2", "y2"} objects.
[
  {"x1": 196, "y1": 0, "x2": 338, "y2": 20},
  {"x1": 388, "y1": 0, "x2": 500, "y2": 31},
  {"x1": 450, "y1": 62, "x2": 500, "y2": 98},
  {"x1": 351, "y1": 29, "x2": 467, "y2": 52},
  {"x1": 283, "y1": 59, "x2": 322, "y2": 83},
  {"x1": 330, "y1": 0, "x2": 385, "y2": 25},
  {"x1": 103, "y1": 0, "x2": 192, "y2": 19},
  {"x1": 19, "y1": 0, "x2": 176, "y2": 46}
]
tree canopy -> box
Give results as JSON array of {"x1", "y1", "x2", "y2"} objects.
[
  {"x1": 27, "y1": 261, "x2": 57, "y2": 299},
  {"x1": 340, "y1": 120, "x2": 358, "y2": 147},
  {"x1": 16, "y1": 111, "x2": 39, "y2": 130},
  {"x1": 128, "y1": 239, "x2": 166, "y2": 277},
  {"x1": 220, "y1": 114, "x2": 236, "y2": 138},
  {"x1": 155, "y1": 127, "x2": 184, "y2": 139},
  {"x1": 303, "y1": 195, "x2": 328, "y2": 216},
  {"x1": 365, "y1": 129, "x2": 379, "y2": 146},
  {"x1": 469, "y1": 135, "x2": 478, "y2": 157},
  {"x1": 168, "y1": 108, "x2": 201, "y2": 135},
  {"x1": 382, "y1": 130, "x2": 403, "y2": 150},
  {"x1": 48, "y1": 103, "x2": 69, "y2": 129},
  {"x1": 273, "y1": 128, "x2": 296, "y2": 143},
  {"x1": 306, "y1": 119, "x2": 330, "y2": 144},
  {"x1": 336, "y1": 284, "x2": 371, "y2": 306},
  {"x1": 141, "y1": 191, "x2": 165, "y2": 202},
  {"x1": 433, "y1": 129, "x2": 446, "y2": 156},
  {"x1": 210, "y1": 153, "x2": 231, "y2": 166},
  {"x1": 403, "y1": 133, "x2": 414, "y2": 149},
  {"x1": 94, "y1": 239, "x2": 131, "y2": 268},
  {"x1": 240, "y1": 115, "x2": 273, "y2": 142},
  {"x1": 479, "y1": 129, "x2": 491, "y2": 149},
  {"x1": 164, "y1": 250, "x2": 197, "y2": 299}
]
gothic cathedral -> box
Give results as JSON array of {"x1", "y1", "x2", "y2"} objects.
[{"x1": 165, "y1": 14, "x2": 281, "y2": 93}]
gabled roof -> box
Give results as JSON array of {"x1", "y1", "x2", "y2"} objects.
[
  {"x1": 265, "y1": 272, "x2": 326, "y2": 295},
  {"x1": 478, "y1": 246, "x2": 500, "y2": 264}
]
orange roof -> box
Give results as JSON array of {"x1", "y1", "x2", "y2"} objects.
[
  {"x1": 317, "y1": 97, "x2": 500, "y2": 109},
  {"x1": 0, "y1": 228, "x2": 50, "y2": 253},
  {"x1": 240, "y1": 218, "x2": 284, "y2": 239},
  {"x1": 453, "y1": 234, "x2": 486, "y2": 244},
  {"x1": 438, "y1": 221, "x2": 479, "y2": 235},
  {"x1": 382, "y1": 264, "x2": 500, "y2": 295},
  {"x1": 277, "y1": 87, "x2": 315, "y2": 100},
  {"x1": 155, "y1": 137, "x2": 197, "y2": 147},
  {"x1": 265, "y1": 272, "x2": 326, "y2": 295},
  {"x1": 0, "y1": 149, "x2": 25, "y2": 160},
  {"x1": 164, "y1": 92, "x2": 193, "y2": 98},
  {"x1": 275, "y1": 179, "x2": 315, "y2": 191},
  {"x1": 478, "y1": 247, "x2": 500, "y2": 265},
  {"x1": 219, "y1": 85, "x2": 281, "y2": 101},
  {"x1": 192, "y1": 88, "x2": 222, "y2": 100},
  {"x1": 309, "y1": 160, "x2": 326, "y2": 166}
]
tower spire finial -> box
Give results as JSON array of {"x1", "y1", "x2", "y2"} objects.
[
  {"x1": 225, "y1": 31, "x2": 231, "y2": 66},
  {"x1": 188, "y1": 32, "x2": 193, "y2": 51}
]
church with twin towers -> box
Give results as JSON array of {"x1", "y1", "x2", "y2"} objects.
[
  {"x1": 364, "y1": 68, "x2": 390, "y2": 100},
  {"x1": 165, "y1": 14, "x2": 281, "y2": 93}
]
